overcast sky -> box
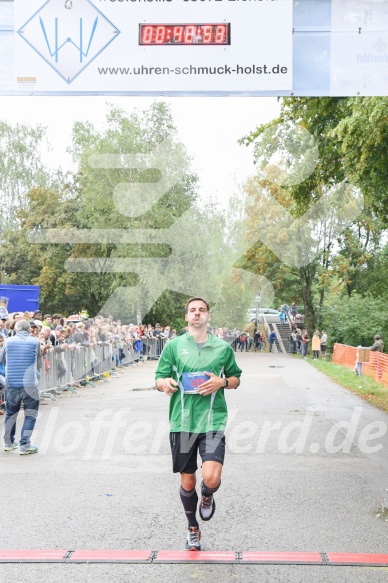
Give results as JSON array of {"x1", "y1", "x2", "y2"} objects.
[{"x1": 1, "y1": 95, "x2": 281, "y2": 208}]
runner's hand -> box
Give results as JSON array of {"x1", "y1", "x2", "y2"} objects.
[
  {"x1": 159, "y1": 378, "x2": 178, "y2": 396},
  {"x1": 197, "y1": 372, "x2": 224, "y2": 396}
]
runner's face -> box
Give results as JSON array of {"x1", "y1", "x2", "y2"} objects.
[{"x1": 185, "y1": 301, "x2": 210, "y2": 329}]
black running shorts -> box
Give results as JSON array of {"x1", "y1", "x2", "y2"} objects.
[{"x1": 169, "y1": 431, "x2": 226, "y2": 474}]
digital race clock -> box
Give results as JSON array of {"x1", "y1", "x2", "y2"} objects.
[{"x1": 139, "y1": 23, "x2": 231, "y2": 46}]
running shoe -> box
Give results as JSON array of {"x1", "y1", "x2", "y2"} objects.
[
  {"x1": 199, "y1": 481, "x2": 216, "y2": 521},
  {"x1": 20, "y1": 446, "x2": 38, "y2": 455},
  {"x1": 184, "y1": 526, "x2": 201, "y2": 551},
  {"x1": 4, "y1": 442, "x2": 19, "y2": 452}
]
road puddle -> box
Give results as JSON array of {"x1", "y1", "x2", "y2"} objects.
[{"x1": 376, "y1": 505, "x2": 388, "y2": 521}]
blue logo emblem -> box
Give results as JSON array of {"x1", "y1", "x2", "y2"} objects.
[{"x1": 18, "y1": 0, "x2": 120, "y2": 84}]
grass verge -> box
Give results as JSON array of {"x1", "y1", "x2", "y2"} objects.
[{"x1": 307, "y1": 358, "x2": 388, "y2": 413}]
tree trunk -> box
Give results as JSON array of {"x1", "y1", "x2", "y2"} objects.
[{"x1": 299, "y1": 263, "x2": 317, "y2": 333}]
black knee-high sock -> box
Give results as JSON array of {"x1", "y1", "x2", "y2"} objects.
[
  {"x1": 201, "y1": 480, "x2": 221, "y2": 497},
  {"x1": 180, "y1": 486, "x2": 199, "y2": 528}
]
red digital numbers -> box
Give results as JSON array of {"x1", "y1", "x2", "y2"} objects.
[
  {"x1": 142, "y1": 25, "x2": 153, "y2": 45},
  {"x1": 214, "y1": 25, "x2": 227, "y2": 44},
  {"x1": 184, "y1": 25, "x2": 195, "y2": 43},
  {"x1": 173, "y1": 25, "x2": 184, "y2": 43},
  {"x1": 140, "y1": 24, "x2": 230, "y2": 46},
  {"x1": 202, "y1": 25, "x2": 212, "y2": 44},
  {"x1": 190, "y1": 377, "x2": 203, "y2": 388},
  {"x1": 155, "y1": 26, "x2": 166, "y2": 44}
]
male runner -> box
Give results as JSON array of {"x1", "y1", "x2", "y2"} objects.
[{"x1": 155, "y1": 297, "x2": 242, "y2": 551}]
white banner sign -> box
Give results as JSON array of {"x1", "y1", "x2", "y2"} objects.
[
  {"x1": 331, "y1": 0, "x2": 388, "y2": 95},
  {"x1": 15, "y1": 0, "x2": 293, "y2": 93}
]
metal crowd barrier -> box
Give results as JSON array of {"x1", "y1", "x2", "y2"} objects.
[
  {"x1": 140, "y1": 336, "x2": 168, "y2": 360},
  {"x1": 37, "y1": 342, "x2": 138, "y2": 400}
]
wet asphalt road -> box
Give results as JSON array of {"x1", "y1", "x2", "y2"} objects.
[{"x1": 1, "y1": 351, "x2": 388, "y2": 583}]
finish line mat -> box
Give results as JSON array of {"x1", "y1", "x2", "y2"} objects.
[{"x1": 1, "y1": 550, "x2": 388, "y2": 566}]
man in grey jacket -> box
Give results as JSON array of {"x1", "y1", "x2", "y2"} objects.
[{"x1": 1, "y1": 319, "x2": 41, "y2": 454}]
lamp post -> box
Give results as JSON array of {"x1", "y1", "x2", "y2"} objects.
[{"x1": 255, "y1": 293, "x2": 261, "y2": 334}]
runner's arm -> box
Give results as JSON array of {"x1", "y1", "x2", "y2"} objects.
[{"x1": 155, "y1": 342, "x2": 178, "y2": 394}]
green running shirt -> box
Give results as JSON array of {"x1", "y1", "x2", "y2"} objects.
[{"x1": 155, "y1": 332, "x2": 242, "y2": 433}]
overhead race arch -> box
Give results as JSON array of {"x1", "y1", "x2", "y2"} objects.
[{"x1": 0, "y1": 0, "x2": 387, "y2": 96}]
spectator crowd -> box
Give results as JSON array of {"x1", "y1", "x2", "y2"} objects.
[{"x1": 288, "y1": 326, "x2": 328, "y2": 360}]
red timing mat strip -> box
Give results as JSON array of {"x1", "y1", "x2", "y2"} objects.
[
  {"x1": 0, "y1": 550, "x2": 388, "y2": 566},
  {"x1": 154, "y1": 550, "x2": 236, "y2": 563},
  {"x1": 68, "y1": 550, "x2": 152, "y2": 562},
  {"x1": 242, "y1": 552, "x2": 324, "y2": 563},
  {"x1": 326, "y1": 553, "x2": 388, "y2": 565},
  {"x1": 0, "y1": 550, "x2": 68, "y2": 562}
]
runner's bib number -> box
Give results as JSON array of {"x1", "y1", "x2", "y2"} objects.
[{"x1": 181, "y1": 372, "x2": 210, "y2": 394}]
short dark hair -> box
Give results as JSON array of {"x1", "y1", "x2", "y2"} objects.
[
  {"x1": 185, "y1": 297, "x2": 210, "y2": 314},
  {"x1": 52, "y1": 314, "x2": 62, "y2": 320}
]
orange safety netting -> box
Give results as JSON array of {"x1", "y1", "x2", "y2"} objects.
[{"x1": 333, "y1": 343, "x2": 388, "y2": 386}]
